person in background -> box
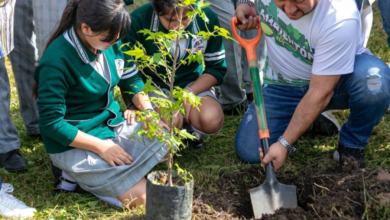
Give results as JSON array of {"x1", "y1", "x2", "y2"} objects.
[
  {"x1": 378, "y1": 0, "x2": 390, "y2": 48},
  {"x1": 355, "y1": 0, "x2": 390, "y2": 48},
  {"x1": 0, "y1": 1, "x2": 37, "y2": 217},
  {"x1": 205, "y1": 0, "x2": 261, "y2": 115},
  {"x1": 0, "y1": 0, "x2": 40, "y2": 173}
]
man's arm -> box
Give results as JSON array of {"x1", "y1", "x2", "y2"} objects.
[
  {"x1": 283, "y1": 74, "x2": 340, "y2": 144},
  {"x1": 260, "y1": 74, "x2": 340, "y2": 172}
]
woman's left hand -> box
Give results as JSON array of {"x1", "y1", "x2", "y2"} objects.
[{"x1": 142, "y1": 113, "x2": 169, "y2": 133}]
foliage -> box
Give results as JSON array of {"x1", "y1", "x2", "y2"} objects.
[
  {"x1": 1, "y1": 2, "x2": 389, "y2": 219},
  {"x1": 124, "y1": 0, "x2": 232, "y2": 186}
]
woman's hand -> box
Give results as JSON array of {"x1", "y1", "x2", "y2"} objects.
[
  {"x1": 124, "y1": 105, "x2": 137, "y2": 124},
  {"x1": 98, "y1": 143, "x2": 133, "y2": 167},
  {"x1": 142, "y1": 113, "x2": 169, "y2": 133}
]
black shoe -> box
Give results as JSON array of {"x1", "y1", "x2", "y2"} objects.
[
  {"x1": 223, "y1": 99, "x2": 249, "y2": 116},
  {"x1": 311, "y1": 112, "x2": 340, "y2": 136},
  {"x1": 183, "y1": 123, "x2": 206, "y2": 150},
  {"x1": 188, "y1": 131, "x2": 206, "y2": 150},
  {"x1": 0, "y1": 149, "x2": 27, "y2": 173},
  {"x1": 246, "y1": 93, "x2": 254, "y2": 103},
  {"x1": 52, "y1": 163, "x2": 77, "y2": 193},
  {"x1": 334, "y1": 143, "x2": 366, "y2": 169}
]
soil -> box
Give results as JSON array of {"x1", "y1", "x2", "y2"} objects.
[{"x1": 192, "y1": 160, "x2": 390, "y2": 220}]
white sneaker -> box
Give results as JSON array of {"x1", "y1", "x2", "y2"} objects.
[
  {"x1": 0, "y1": 185, "x2": 36, "y2": 218},
  {"x1": 1, "y1": 183, "x2": 14, "y2": 193}
]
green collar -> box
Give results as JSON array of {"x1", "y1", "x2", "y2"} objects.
[{"x1": 65, "y1": 26, "x2": 100, "y2": 64}]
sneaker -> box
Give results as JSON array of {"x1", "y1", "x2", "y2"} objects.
[
  {"x1": 0, "y1": 150, "x2": 27, "y2": 173},
  {"x1": 223, "y1": 99, "x2": 249, "y2": 116},
  {"x1": 0, "y1": 184, "x2": 36, "y2": 218},
  {"x1": 183, "y1": 123, "x2": 206, "y2": 150},
  {"x1": 333, "y1": 143, "x2": 366, "y2": 169},
  {"x1": 0, "y1": 183, "x2": 13, "y2": 193},
  {"x1": 52, "y1": 163, "x2": 77, "y2": 193},
  {"x1": 188, "y1": 131, "x2": 206, "y2": 150},
  {"x1": 311, "y1": 111, "x2": 341, "y2": 136}
]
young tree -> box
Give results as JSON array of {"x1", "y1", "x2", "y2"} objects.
[{"x1": 124, "y1": 0, "x2": 232, "y2": 186}]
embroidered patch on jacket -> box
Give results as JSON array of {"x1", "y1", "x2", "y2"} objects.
[
  {"x1": 115, "y1": 59, "x2": 125, "y2": 78},
  {"x1": 192, "y1": 36, "x2": 207, "y2": 54}
]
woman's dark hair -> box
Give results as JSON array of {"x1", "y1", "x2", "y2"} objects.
[
  {"x1": 151, "y1": 0, "x2": 193, "y2": 16},
  {"x1": 34, "y1": 0, "x2": 131, "y2": 100},
  {"x1": 45, "y1": 0, "x2": 131, "y2": 50}
]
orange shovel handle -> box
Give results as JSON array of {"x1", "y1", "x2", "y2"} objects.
[{"x1": 230, "y1": 16, "x2": 262, "y2": 60}]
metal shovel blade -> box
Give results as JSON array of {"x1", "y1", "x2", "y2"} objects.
[{"x1": 249, "y1": 179, "x2": 297, "y2": 219}]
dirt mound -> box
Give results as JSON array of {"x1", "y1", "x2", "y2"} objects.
[
  {"x1": 193, "y1": 165, "x2": 390, "y2": 219},
  {"x1": 192, "y1": 199, "x2": 241, "y2": 220}
]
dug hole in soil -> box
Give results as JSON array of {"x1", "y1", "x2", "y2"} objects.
[{"x1": 192, "y1": 159, "x2": 390, "y2": 220}]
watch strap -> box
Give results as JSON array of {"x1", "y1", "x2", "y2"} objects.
[
  {"x1": 278, "y1": 136, "x2": 297, "y2": 155},
  {"x1": 236, "y1": 0, "x2": 255, "y2": 7}
]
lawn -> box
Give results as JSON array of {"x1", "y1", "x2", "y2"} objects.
[{"x1": 2, "y1": 2, "x2": 390, "y2": 220}]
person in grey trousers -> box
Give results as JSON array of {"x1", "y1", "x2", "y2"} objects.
[
  {"x1": 206, "y1": 0, "x2": 267, "y2": 115},
  {"x1": 33, "y1": 0, "x2": 73, "y2": 59},
  {"x1": 0, "y1": 0, "x2": 72, "y2": 175},
  {"x1": 0, "y1": 0, "x2": 39, "y2": 173}
]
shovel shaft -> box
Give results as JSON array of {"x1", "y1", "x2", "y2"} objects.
[
  {"x1": 232, "y1": 16, "x2": 297, "y2": 219},
  {"x1": 249, "y1": 63, "x2": 269, "y2": 138},
  {"x1": 231, "y1": 16, "x2": 276, "y2": 178},
  {"x1": 261, "y1": 138, "x2": 277, "y2": 182}
]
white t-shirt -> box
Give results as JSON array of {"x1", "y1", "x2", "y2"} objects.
[{"x1": 259, "y1": 0, "x2": 370, "y2": 86}]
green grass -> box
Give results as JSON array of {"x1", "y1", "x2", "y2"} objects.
[{"x1": 2, "y1": 2, "x2": 390, "y2": 219}]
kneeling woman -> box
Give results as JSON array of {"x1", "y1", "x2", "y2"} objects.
[
  {"x1": 124, "y1": 0, "x2": 226, "y2": 148},
  {"x1": 34, "y1": 0, "x2": 168, "y2": 207}
]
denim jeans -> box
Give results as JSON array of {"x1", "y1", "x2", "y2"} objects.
[
  {"x1": 378, "y1": 0, "x2": 390, "y2": 47},
  {"x1": 235, "y1": 53, "x2": 390, "y2": 163}
]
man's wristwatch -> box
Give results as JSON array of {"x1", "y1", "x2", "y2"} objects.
[
  {"x1": 236, "y1": 0, "x2": 255, "y2": 7},
  {"x1": 278, "y1": 136, "x2": 297, "y2": 155}
]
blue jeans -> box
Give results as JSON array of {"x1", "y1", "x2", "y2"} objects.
[
  {"x1": 235, "y1": 54, "x2": 390, "y2": 163},
  {"x1": 378, "y1": 0, "x2": 390, "y2": 47}
]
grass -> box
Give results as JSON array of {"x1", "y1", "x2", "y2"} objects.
[{"x1": 2, "y1": 2, "x2": 390, "y2": 219}]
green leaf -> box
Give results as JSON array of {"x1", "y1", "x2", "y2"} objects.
[
  {"x1": 197, "y1": 0, "x2": 211, "y2": 10},
  {"x1": 123, "y1": 45, "x2": 146, "y2": 60},
  {"x1": 183, "y1": 0, "x2": 196, "y2": 5}
]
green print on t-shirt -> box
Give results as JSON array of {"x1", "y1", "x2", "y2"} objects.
[{"x1": 258, "y1": 0, "x2": 314, "y2": 65}]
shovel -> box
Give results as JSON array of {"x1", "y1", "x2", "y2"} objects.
[{"x1": 231, "y1": 16, "x2": 297, "y2": 219}]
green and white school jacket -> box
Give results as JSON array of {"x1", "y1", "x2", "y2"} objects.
[
  {"x1": 124, "y1": 3, "x2": 227, "y2": 89},
  {"x1": 34, "y1": 27, "x2": 142, "y2": 154}
]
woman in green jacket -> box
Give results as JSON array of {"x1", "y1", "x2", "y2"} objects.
[
  {"x1": 34, "y1": 0, "x2": 168, "y2": 208},
  {"x1": 124, "y1": 0, "x2": 227, "y2": 149}
]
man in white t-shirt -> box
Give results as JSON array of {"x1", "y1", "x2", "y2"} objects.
[{"x1": 234, "y1": 0, "x2": 390, "y2": 171}]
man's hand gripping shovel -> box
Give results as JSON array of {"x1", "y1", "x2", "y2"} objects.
[{"x1": 231, "y1": 16, "x2": 297, "y2": 219}]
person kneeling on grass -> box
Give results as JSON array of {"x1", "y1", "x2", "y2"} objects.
[
  {"x1": 234, "y1": 0, "x2": 390, "y2": 171},
  {"x1": 123, "y1": 0, "x2": 227, "y2": 150},
  {"x1": 34, "y1": 0, "x2": 169, "y2": 208}
]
